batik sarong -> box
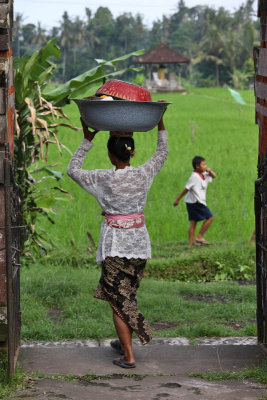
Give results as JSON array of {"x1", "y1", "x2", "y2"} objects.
[{"x1": 94, "y1": 256, "x2": 152, "y2": 345}]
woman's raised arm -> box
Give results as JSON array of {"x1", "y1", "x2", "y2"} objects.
[
  {"x1": 138, "y1": 114, "x2": 168, "y2": 185},
  {"x1": 67, "y1": 120, "x2": 99, "y2": 196}
]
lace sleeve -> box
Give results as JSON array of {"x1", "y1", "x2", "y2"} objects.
[
  {"x1": 67, "y1": 138, "x2": 97, "y2": 197},
  {"x1": 138, "y1": 130, "x2": 168, "y2": 185}
]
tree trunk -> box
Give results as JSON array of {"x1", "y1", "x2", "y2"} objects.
[
  {"x1": 62, "y1": 49, "x2": 66, "y2": 81},
  {"x1": 17, "y1": 30, "x2": 20, "y2": 58},
  {"x1": 185, "y1": 64, "x2": 189, "y2": 80},
  {"x1": 215, "y1": 63, "x2": 220, "y2": 87},
  {"x1": 178, "y1": 66, "x2": 182, "y2": 88},
  {"x1": 73, "y1": 45, "x2": 77, "y2": 66}
]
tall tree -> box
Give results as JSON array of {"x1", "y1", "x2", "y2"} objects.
[
  {"x1": 11, "y1": 2, "x2": 260, "y2": 87},
  {"x1": 85, "y1": 7, "x2": 100, "y2": 51},
  {"x1": 14, "y1": 13, "x2": 24, "y2": 58},
  {"x1": 72, "y1": 17, "x2": 84, "y2": 65},
  {"x1": 21, "y1": 23, "x2": 36, "y2": 55},
  {"x1": 115, "y1": 13, "x2": 146, "y2": 53},
  {"x1": 33, "y1": 22, "x2": 47, "y2": 50},
  {"x1": 59, "y1": 12, "x2": 73, "y2": 80},
  {"x1": 90, "y1": 7, "x2": 114, "y2": 58}
]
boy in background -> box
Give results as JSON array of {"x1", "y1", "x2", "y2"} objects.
[{"x1": 173, "y1": 156, "x2": 216, "y2": 247}]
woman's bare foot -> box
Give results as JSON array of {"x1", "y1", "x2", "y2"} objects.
[
  {"x1": 113, "y1": 357, "x2": 136, "y2": 368},
  {"x1": 122, "y1": 351, "x2": 135, "y2": 364},
  {"x1": 122, "y1": 356, "x2": 135, "y2": 364}
]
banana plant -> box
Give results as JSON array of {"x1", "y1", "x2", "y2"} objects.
[
  {"x1": 14, "y1": 38, "x2": 144, "y2": 255},
  {"x1": 43, "y1": 47, "x2": 144, "y2": 105}
]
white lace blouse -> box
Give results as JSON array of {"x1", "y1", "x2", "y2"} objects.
[{"x1": 67, "y1": 130, "x2": 168, "y2": 263}]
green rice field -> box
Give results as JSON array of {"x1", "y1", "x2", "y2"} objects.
[{"x1": 38, "y1": 87, "x2": 258, "y2": 249}]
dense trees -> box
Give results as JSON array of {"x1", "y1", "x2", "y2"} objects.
[{"x1": 13, "y1": 1, "x2": 259, "y2": 88}]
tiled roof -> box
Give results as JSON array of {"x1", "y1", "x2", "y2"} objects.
[{"x1": 134, "y1": 43, "x2": 190, "y2": 64}]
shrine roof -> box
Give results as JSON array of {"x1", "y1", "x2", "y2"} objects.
[{"x1": 134, "y1": 43, "x2": 190, "y2": 64}]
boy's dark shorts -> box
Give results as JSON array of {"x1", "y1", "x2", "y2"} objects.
[{"x1": 186, "y1": 202, "x2": 213, "y2": 222}]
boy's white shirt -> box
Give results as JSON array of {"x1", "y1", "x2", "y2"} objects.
[{"x1": 185, "y1": 171, "x2": 212, "y2": 206}]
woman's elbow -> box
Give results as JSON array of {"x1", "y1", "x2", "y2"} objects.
[
  {"x1": 67, "y1": 165, "x2": 75, "y2": 179},
  {"x1": 158, "y1": 148, "x2": 168, "y2": 162},
  {"x1": 163, "y1": 148, "x2": 168, "y2": 159}
]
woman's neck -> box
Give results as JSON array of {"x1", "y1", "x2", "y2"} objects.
[{"x1": 115, "y1": 161, "x2": 130, "y2": 170}]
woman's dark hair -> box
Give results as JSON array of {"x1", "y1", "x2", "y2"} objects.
[
  {"x1": 107, "y1": 136, "x2": 135, "y2": 162},
  {"x1": 192, "y1": 156, "x2": 205, "y2": 169}
]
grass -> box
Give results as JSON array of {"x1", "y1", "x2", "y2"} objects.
[
  {"x1": 146, "y1": 241, "x2": 255, "y2": 281},
  {"x1": 40, "y1": 241, "x2": 256, "y2": 282},
  {"x1": 34, "y1": 87, "x2": 257, "y2": 250},
  {"x1": 0, "y1": 357, "x2": 28, "y2": 400},
  {"x1": 21, "y1": 260, "x2": 257, "y2": 341},
  {"x1": 189, "y1": 360, "x2": 267, "y2": 385}
]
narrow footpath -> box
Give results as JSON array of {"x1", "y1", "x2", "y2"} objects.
[{"x1": 12, "y1": 337, "x2": 267, "y2": 400}]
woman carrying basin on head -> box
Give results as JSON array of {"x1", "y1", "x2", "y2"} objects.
[{"x1": 67, "y1": 114, "x2": 168, "y2": 369}]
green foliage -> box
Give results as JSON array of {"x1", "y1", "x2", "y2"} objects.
[
  {"x1": 133, "y1": 73, "x2": 146, "y2": 86},
  {"x1": 13, "y1": 1, "x2": 259, "y2": 87},
  {"x1": 144, "y1": 242, "x2": 256, "y2": 281},
  {"x1": 231, "y1": 68, "x2": 254, "y2": 90},
  {"x1": 15, "y1": 39, "x2": 75, "y2": 254},
  {"x1": 214, "y1": 261, "x2": 253, "y2": 281},
  {"x1": 34, "y1": 245, "x2": 96, "y2": 268},
  {"x1": 0, "y1": 357, "x2": 27, "y2": 400},
  {"x1": 14, "y1": 38, "x2": 61, "y2": 106}
]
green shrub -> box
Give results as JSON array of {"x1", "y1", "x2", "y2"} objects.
[{"x1": 145, "y1": 242, "x2": 255, "y2": 281}]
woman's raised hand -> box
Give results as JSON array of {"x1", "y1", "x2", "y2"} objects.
[
  {"x1": 157, "y1": 100, "x2": 166, "y2": 130},
  {"x1": 80, "y1": 118, "x2": 98, "y2": 141}
]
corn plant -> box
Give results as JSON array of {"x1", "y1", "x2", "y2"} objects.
[{"x1": 15, "y1": 38, "x2": 143, "y2": 255}]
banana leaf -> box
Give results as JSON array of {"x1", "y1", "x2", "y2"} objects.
[
  {"x1": 95, "y1": 49, "x2": 144, "y2": 66},
  {"x1": 15, "y1": 38, "x2": 61, "y2": 108},
  {"x1": 43, "y1": 49, "x2": 144, "y2": 106}
]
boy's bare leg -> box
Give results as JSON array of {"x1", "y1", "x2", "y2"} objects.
[
  {"x1": 196, "y1": 217, "x2": 214, "y2": 241},
  {"x1": 113, "y1": 311, "x2": 135, "y2": 364},
  {"x1": 189, "y1": 221, "x2": 197, "y2": 247}
]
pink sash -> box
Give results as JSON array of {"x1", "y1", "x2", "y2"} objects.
[{"x1": 104, "y1": 213, "x2": 145, "y2": 229}]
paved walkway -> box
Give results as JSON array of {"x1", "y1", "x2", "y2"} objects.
[{"x1": 11, "y1": 337, "x2": 267, "y2": 400}]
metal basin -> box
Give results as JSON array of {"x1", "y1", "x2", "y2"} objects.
[{"x1": 72, "y1": 99, "x2": 171, "y2": 132}]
